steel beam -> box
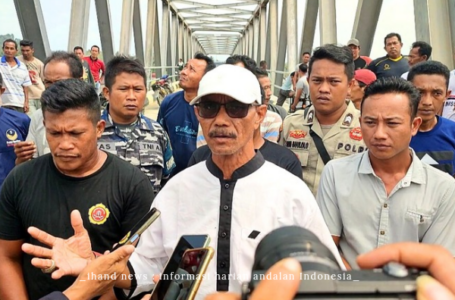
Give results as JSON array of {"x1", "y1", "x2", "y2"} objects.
[
  {"x1": 94, "y1": 0, "x2": 115, "y2": 63},
  {"x1": 133, "y1": 0, "x2": 144, "y2": 64},
  {"x1": 161, "y1": 1, "x2": 170, "y2": 75},
  {"x1": 274, "y1": 0, "x2": 287, "y2": 96},
  {"x1": 253, "y1": 15, "x2": 260, "y2": 62},
  {"x1": 414, "y1": 0, "x2": 453, "y2": 69},
  {"x1": 300, "y1": 0, "x2": 318, "y2": 56},
  {"x1": 266, "y1": 0, "x2": 278, "y2": 86},
  {"x1": 318, "y1": 0, "x2": 337, "y2": 45},
  {"x1": 171, "y1": 12, "x2": 178, "y2": 75},
  {"x1": 13, "y1": 0, "x2": 51, "y2": 61},
  {"x1": 287, "y1": 0, "x2": 298, "y2": 76},
  {"x1": 352, "y1": 0, "x2": 382, "y2": 56},
  {"x1": 119, "y1": 0, "x2": 134, "y2": 55},
  {"x1": 259, "y1": 6, "x2": 267, "y2": 61},
  {"x1": 68, "y1": 0, "x2": 90, "y2": 52},
  {"x1": 145, "y1": 0, "x2": 157, "y2": 68}
]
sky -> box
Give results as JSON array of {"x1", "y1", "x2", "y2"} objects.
[{"x1": 1, "y1": 0, "x2": 416, "y2": 63}]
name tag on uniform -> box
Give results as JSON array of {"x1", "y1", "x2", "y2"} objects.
[{"x1": 98, "y1": 142, "x2": 117, "y2": 154}]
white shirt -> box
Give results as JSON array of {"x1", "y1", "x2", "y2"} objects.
[
  {"x1": 26, "y1": 109, "x2": 50, "y2": 157},
  {"x1": 401, "y1": 71, "x2": 409, "y2": 80},
  {"x1": 127, "y1": 153, "x2": 344, "y2": 299}
]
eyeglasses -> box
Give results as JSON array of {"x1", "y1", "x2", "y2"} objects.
[{"x1": 195, "y1": 100, "x2": 257, "y2": 119}]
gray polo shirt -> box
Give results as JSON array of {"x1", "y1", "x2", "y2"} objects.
[{"x1": 316, "y1": 149, "x2": 455, "y2": 269}]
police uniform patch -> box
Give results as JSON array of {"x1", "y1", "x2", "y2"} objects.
[
  {"x1": 88, "y1": 204, "x2": 110, "y2": 225},
  {"x1": 349, "y1": 127, "x2": 363, "y2": 141},
  {"x1": 289, "y1": 130, "x2": 307, "y2": 139},
  {"x1": 342, "y1": 113, "x2": 353, "y2": 126},
  {"x1": 307, "y1": 111, "x2": 314, "y2": 123}
]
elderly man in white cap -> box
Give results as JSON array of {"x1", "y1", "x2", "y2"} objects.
[{"x1": 21, "y1": 65, "x2": 343, "y2": 300}]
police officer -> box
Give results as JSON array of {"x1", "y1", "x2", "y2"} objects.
[
  {"x1": 99, "y1": 56, "x2": 175, "y2": 193},
  {"x1": 281, "y1": 44, "x2": 366, "y2": 195}
]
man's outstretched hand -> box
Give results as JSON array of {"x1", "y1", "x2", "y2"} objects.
[{"x1": 22, "y1": 210, "x2": 93, "y2": 279}]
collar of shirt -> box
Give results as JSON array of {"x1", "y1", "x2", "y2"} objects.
[
  {"x1": 1, "y1": 56, "x2": 21, "y2": 66},
  {"x1": 205, "y1": 150, "x2": 265, "y2": 180},
  {"x1": 358, "y1": 148, "x2": 426, "y2": 185},
  {"x1": 101, "y1": 106, "x2": 153, "y2": 132}
]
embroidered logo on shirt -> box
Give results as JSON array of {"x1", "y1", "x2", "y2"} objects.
[
  {"x1": 307, "y1": 111, "x2": 314, "y2": 123},
  {"x1": 6, "y1": 129, "x2": 20, "y2": 147},
  {"x1": 384, "y1": 64, "x2": 390, "y2": 70},
  {"x1": 248, "y1": 230, "x2": 260, "y2": 239},
  {"x1": 349, "y1": 127, "x2": 363, "y2": 141},
  {"x1": 342, "y1": 113, "x2": 353, "y2": 126},
  {"x1": 88, "y1": 203, "x2": 110, "y2": 225},
  {"x1": 289, "y1": 130, "x2": 307, "y2": 139}
]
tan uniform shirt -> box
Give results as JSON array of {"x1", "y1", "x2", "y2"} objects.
[
  {"x1": 17, "y1": 56, "x2": 45, "y2": 100},
  {"x1": 281, "y1": 101, "x2": 366, "y2": 195}
]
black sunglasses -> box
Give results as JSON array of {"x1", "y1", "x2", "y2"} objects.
[{"x1": 195, "y1": 100, "x2": 257, "y2": 118}]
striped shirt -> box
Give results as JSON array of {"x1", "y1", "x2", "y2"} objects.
[{"x1": 0, "y1": 56, "x2": 32, "y2": 107}]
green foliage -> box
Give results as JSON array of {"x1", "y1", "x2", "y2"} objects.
[{"x1": 0, "y1": 34, "x2": 22, "y2": 56}]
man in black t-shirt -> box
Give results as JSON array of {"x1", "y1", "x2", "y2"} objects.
[
  {"x1": 347, "y1": 38, "x2": 369, "y2": 70},
  {"x1": 0, "y1": 79, "x2": 154, "y2": 300}
]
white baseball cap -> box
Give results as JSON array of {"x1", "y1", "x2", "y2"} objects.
[{"x1": 189, "y1": 64, "x2": 262, "y2": 105}]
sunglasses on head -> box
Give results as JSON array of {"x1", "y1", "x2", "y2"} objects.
[{"x1": 195, "y1": 99, "x2": 258, "y2": 119}]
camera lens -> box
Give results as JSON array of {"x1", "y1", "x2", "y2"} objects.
[{"x1": 252, "y1": 226, "x2": 340, "y2": 272}]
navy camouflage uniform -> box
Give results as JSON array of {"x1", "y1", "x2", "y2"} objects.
[{"x1": 99, "y1": 108, "x2": 175, "y2": 193}]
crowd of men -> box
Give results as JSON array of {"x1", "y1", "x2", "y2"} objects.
[{"x1": 1, "y1": 31, "x2": 455, "y2": 300}]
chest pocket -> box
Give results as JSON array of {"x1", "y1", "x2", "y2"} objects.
[
  {"x1": 297, "y1": 151, "x2": 309, "y2": 167},
  {"x1": 138, "y1": 141, "x2": 164, "y2": 167},
  {"x1": 405, "y1": 209, "x2": 433, "y2": 241},
  {"x1": 98, "y1": 142, "x2": 117, "y2": 155}
]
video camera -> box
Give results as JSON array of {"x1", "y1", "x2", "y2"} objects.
[{"x1": 241, "y1": 226, "x2": 428, "y2": 300}]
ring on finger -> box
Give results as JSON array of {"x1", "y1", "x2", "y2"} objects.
[{"x1": 42, "y1": 260, "x2": 56, "y2": 273}]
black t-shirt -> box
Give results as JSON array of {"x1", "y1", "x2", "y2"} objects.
[
  {"x1": 0, "y1": 153, "x2": 155, "y2": 300},
  {"x1": 354, "y1": 57, "x2": 368, "y2": 70},
  {"x1": 188, "y1": 140, "x2": 303, "y2": 180}
]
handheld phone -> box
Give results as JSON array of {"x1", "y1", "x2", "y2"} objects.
[
  {"x1": 150, "y1": 235, "x2": 211, "y2": 300},
  {"x1": 112, "y1": 208, "x2": 160, "y2": 251}
]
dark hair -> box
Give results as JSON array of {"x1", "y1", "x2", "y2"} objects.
[
  {"x1": 384, "y1": 33, "x2": 402, "y2": 45},
  {"x1": 357, "y1": 81, "x2": 367, "y2": 88},
  {"x1": 44, "y1": 51, "x2": 83, "y2": 79},
  {"x1": 226, "y1": 55, "x2": 257, "y2": 73},
  {"x1": 408, "y1": 60, "x2": 450, "y2": 89},
  {"x1": 0, "y1": 72, "x2": 3, "y2": 87},
  {"x1": 91, "y1": 45, "x2": 100, "y2": 51},
  {"x1": 290, "y1": 72, "x2": 295, "y2": 77},
  {"x1": 308, "y1": 44, "x2": 354, "y2": 81},
  {"x1": 194, "y1": 52, "x2": 216, "y2": 74},
  {"x1": 411, "y1": 41, "x2": 432, "y2": 60},
  {"x1": 2, "y1": 39, "x2": 17, "y2": 50},
  {"x1": 104, "y1": 55, "x2": 146, "y2": 89},
  {"x1": 361, "y1": 77, "x2": 421, "y2": 120},
  {"x1": 41, "y1": 78, "x2": 100, "y2": 125},
  {"x1": 302, "y1": 51, "x2": 311, "y2": 56},
  {"x1": 254, "y1": 67, "x2": 268, "y2": 79},
  {"x1": 20, "y1": 40, "x2": 33, "y2": 48},
  {"x1": 259, "y1": 60, "x2": 267, "y2": 67},
  {"x1": 73, "y1": 46, "x2": 84, "y2": 52},
  {"x1": 299, "y1": 64, "x2": 308, "y2": 73}
]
